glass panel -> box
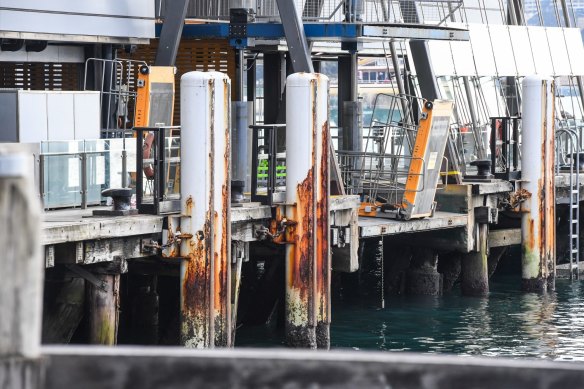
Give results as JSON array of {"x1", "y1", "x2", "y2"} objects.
[
  {"x1": 40, "y1": 138, "x2": 137, "y2": 209},
  {"x1": 42, "y1": 153, "x2": 82, "y2": 208},
  {"x1": 138, "y1": 130, "x2": 159, "y2": 204},
  {"x1": 164, "y1": 127, "x2": 181, "y2": 199}
]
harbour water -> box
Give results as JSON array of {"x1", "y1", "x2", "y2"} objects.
[{"x1": 237, "y1": 269, "x2": 584, "y2": 361}]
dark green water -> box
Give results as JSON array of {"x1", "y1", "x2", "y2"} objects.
[{"x1": 237, "y1": 276, "x2": 584, "y2": 361}]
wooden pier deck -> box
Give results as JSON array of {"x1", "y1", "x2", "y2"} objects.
[
  {"x1": 41, "y1": 180, "x2": 520, "y2": 267},
  {"x1": 41, "y1": 197, "x2": 362, "y2": 245},
  {"x1": 359, "y1": 211, "x2": 468, "y2": 238}
]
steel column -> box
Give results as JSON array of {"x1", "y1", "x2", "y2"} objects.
[
  {"x1": 263, "y1": 52, "x2": 286, "y2": 125},
  {"x1": 276, "y1": 0, "x2": 314, "y2": 73},
  {"x1": 463, "y1": 76, "x2": 486, "y2": 159},
  {"x1": 409, "y1": 39, "x2": 464, "y2": 180},
  {"x1": 155, "y1": 0, "x2": 190, "y2": 66},
  {"x1": 399, "y1": 0, "x2": 463, "y2": 180},
  {"x1": 338, "y1": 54, "x2": 361, "y2": 152}
]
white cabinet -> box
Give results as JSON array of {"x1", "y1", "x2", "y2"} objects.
[
  {"x1": 0, "y1": 90, "x2": 101, "y2": 143},
  {"x1": 46, "y1": 93, "x2": 75, "y2": 141},
  {"x1": 18, "y1": 92, "x2": 49, "y2": 143}
]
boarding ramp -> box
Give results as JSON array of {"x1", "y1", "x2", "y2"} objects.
[{"x1": 337, "y1": 94, "x2": 453, "y2": 220}]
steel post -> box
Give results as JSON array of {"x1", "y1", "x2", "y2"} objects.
[
  {"x1": 520, "y1": 76, "x2": 555, "y2": 292},
  {"x1": 180, "y1": 72, "x2": 232, "y2": 347},
  {"x1": 232, "y1": 101, "x2": 250, "y2": 202},
  {"x1": 285, "y1": 73, "x2": 330, "y2": 349},
  {"x1": 338, "y1": 54, "x2": 361, "y2": 152}
]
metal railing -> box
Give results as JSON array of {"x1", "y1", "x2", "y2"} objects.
[
  {"x1": 175, "y1": 0, "x2": 463, "y2": 25},
  {"x1": 39, "y1": 139, "x2": 135, "y2": 210},
  {"x1": 336, "y1": 150, "x2": 427, "y2": 205},
  {"x1": 337, "y1": 93, "x2": 424, "y2": 206}
]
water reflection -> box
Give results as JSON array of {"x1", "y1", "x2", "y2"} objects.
[{"x1": 330, "y1": 277, "x2": 584, "y2": 360}]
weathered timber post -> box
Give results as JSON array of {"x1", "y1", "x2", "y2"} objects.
[
  {"x1": 520, "y1": 76, "x2": 556, "y2": 292},
  {"x1": 437, "y1": 252, "x2": 461, "y2": 293},
  {"x1": 43, "y1": 277, "x2": 85, "y2": 344},
  {"x1": 86, "y1": 274, "x2": 120, "y2": 345},
  {"x1": 180, "y1": 71, "x2": 232, "y2": 348},
  {"x1": 406, "y1": 247, "x2": 442, "y2": 295},
  {"x1": 284, "y1": 73, "x2": 331, "y2": 349},
  {"x1": 231, "y1": 241, "x2": 247, "y2": 342},
  {"x1": 461, "y1": 224, "x2": 489, "y2": 296},
  {"x1": 130, "y1": 276, "x2": 159, "y2": 345},
  {"x1": 0, "y1": 153, "x2": 44, "y2": 388}
]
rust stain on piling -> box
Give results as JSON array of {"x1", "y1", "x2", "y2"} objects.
[
  {"x1": 185, "y1": 196, "x2": 193, "y2": 217},
  {"x1": 316, "y1": 121, "x2": 330, "y2": 325},
  {"x1": 287, "y1": 168, "x2": 315, "y2": 300},
  {"x1": 213, "y1": 182, "x2": 231, "y2": 346},
  {"x1": 181, "y1": 211, "x2": 212, "y2": 346}
]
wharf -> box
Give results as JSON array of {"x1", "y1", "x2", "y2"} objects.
[
  {"x1": 40, "y1": 196, "x2": 360, "y2": 267},
  {"x1": 41, "y1": 181, "x2": 518, "y2": 267}
]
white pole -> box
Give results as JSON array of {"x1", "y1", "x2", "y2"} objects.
[
  {"x1": 180, "y1": 71, "x2": 231, "y2": 347},
  {"x1": 285, "y1": 73, "x2": 330, "y2": 348},
  {"x1": 521, "y1": 75, "x2": 556, "y2": 292}
]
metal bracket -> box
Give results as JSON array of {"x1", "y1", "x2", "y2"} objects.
[{"x1": 65, "y1": 264, "x2": 108, "y2": 293}]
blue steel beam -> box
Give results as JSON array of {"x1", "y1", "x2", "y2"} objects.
[{"x1": 155, "y1": 23, "x2": 468, "y2": 42}]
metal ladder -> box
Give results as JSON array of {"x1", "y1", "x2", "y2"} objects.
[
  {"x1": 569, "y1": 172, "x2": 580, "y2": 280},
  {"x1": 556, "y1": 127, "x2": 580, "y2": 279}
]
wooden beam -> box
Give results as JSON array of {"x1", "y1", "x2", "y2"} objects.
[
  {"x1": 54, "y1": 235, "x2": 156, "y2": 266},
  {"x1": 42, "y1": 215, "x2": 164, "y2": 246},
  {"x1": 488, "y1": 228, "x2": 521, "y2": 248},
  {"x1": 42, "y1": 278, "x2": 85, "y2": 344}
]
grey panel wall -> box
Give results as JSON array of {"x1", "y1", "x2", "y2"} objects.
[
  {"x1": 0, "y1": 90, "x2": 18, "y2": 142},
  {"x1": 0, "y1": 0, "x2": 155, "y2": 42}
]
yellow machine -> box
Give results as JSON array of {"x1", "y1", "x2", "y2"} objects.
[
  {"x1": 356, "y1": 99, "x2": 454, "y2": 220},
  {"x1": 135, "y1": 65, "x2": 176, "y2": 127}
]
